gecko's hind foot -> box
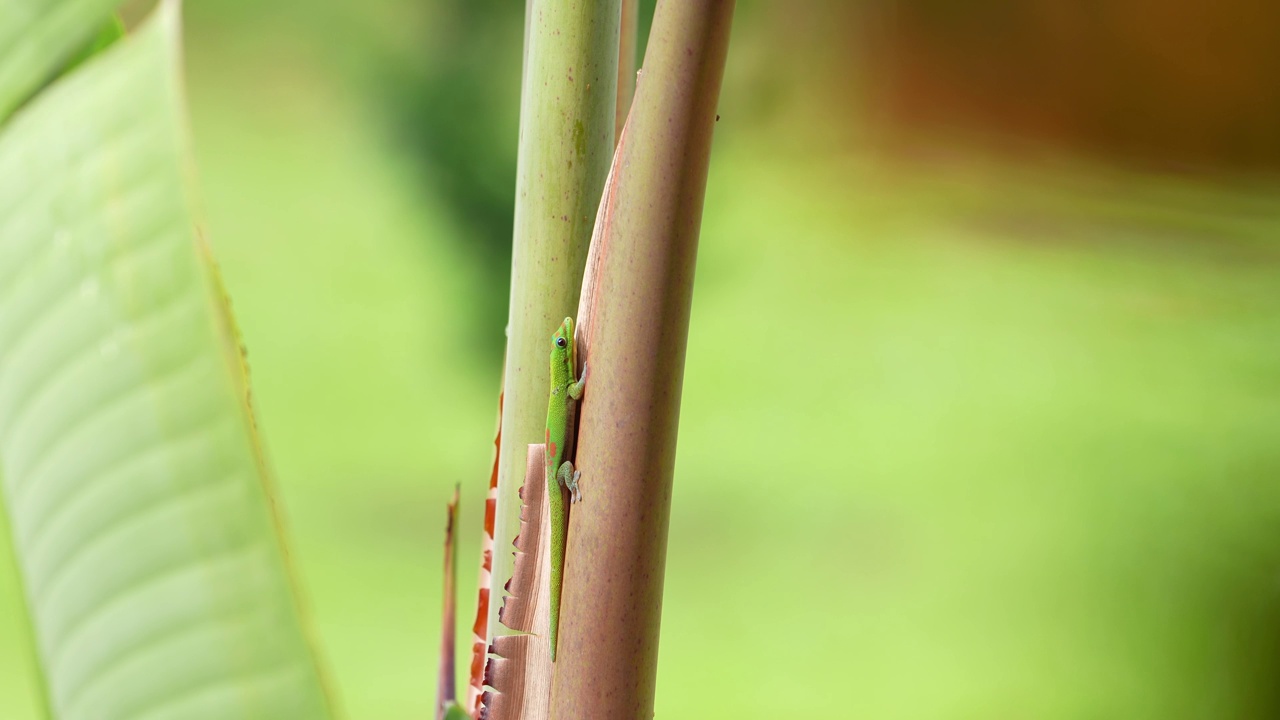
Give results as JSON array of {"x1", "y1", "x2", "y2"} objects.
[{"x1": 565, "y1": 469, "x2": 582, "y2": 504}]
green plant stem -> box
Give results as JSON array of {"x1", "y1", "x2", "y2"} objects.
[
  {"x1": 489, "y1": 0, "x2": 622, "y2": 650},
  {"x1": 616, "y1": 0, "x2": 639, "y2": 143}
]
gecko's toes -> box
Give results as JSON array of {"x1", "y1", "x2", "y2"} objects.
[{"x1": 564, "y1": 469, "x2": 582, "y2": 504}]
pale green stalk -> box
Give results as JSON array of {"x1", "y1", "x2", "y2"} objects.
[
  {"x1": 616, "y1": 0, "x2": 639, "y2": 143},
  {"x1": 488, "y1": 0, "x2": 622, "y2": 648}
]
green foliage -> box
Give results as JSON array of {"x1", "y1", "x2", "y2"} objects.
[
  {"x1": 0, "y1": 4, "x2": 333, "y2": 718},
  {"x1": 0, "y1": 0, "x2": 122, "y2": 121},
  {"x1": 376, "y1": 0, "x2": 523, "y2": 354},
  {"x1": 442, "y1": 701, "x2": 471, "y2": 720},
  {"x1": 58, "y1": 15, "x2": 126, "y2": 77},
  {"x1": 5, "y1": 3, "x2": 1280, "y2": 719}
]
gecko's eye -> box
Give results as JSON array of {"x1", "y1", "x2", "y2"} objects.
[{"x1": 555, "y1": 337, "x2": 567, "y2": 349}]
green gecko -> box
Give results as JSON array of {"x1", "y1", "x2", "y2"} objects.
[{"x1": 546, "y1": 316, "x2": 587, "y2": 662}]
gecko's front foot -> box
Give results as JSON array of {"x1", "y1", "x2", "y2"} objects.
[{"x1": 568, "y1": 362, "x2": 588, "y2": 400}]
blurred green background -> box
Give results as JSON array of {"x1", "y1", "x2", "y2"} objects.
[{"x1": 5, "y1": 1, "x2": 1280, "y2": 718}]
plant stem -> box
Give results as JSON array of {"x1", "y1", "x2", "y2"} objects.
[
  {"x1": 616, "y1": 0, "x2": 639, "y2": 143},
  {"x1": 551, "y1": 0, "x2": 734, "y2": 717},
  {"x1": 489, "y1": 0, "x2": 622, "y2": 660}
]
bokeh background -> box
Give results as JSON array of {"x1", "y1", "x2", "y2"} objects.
[{"x1": 5, "y1": 1, "x2": 1280, "y2": 717}]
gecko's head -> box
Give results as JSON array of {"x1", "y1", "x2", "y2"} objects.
[{"x1": 551, "y1": 316, "x2": 573, "y2": 355}]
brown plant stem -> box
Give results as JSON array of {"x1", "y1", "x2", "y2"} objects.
[
  {"x1": 551, "y1": 0, "x2": 735, "y2": 717},
  {"x1": 437, "y1": 487, "x2": 460, "y2": 720}
]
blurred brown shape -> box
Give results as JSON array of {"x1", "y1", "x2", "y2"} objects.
[
  {"x1": 841, "y1": 0, "x2": 1280, "y2": 171},
  {"x1": 437, "y1": 486, "x2": 460, "y2": 720}
]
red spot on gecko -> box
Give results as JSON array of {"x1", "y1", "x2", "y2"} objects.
[{"x1": 548, "y1": 440, "x2": 557, "y2": 458}]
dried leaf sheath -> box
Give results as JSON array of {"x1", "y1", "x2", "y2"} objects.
[
  {"x1": 497, "y1": 445, "x2": 551, "y2": 635},
  {"x1": 483, "y1": 444, "x2": 553, "y2": 720},
  {"x1": 466, "y1": 391, "x2": 503, "y2": 718}
]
